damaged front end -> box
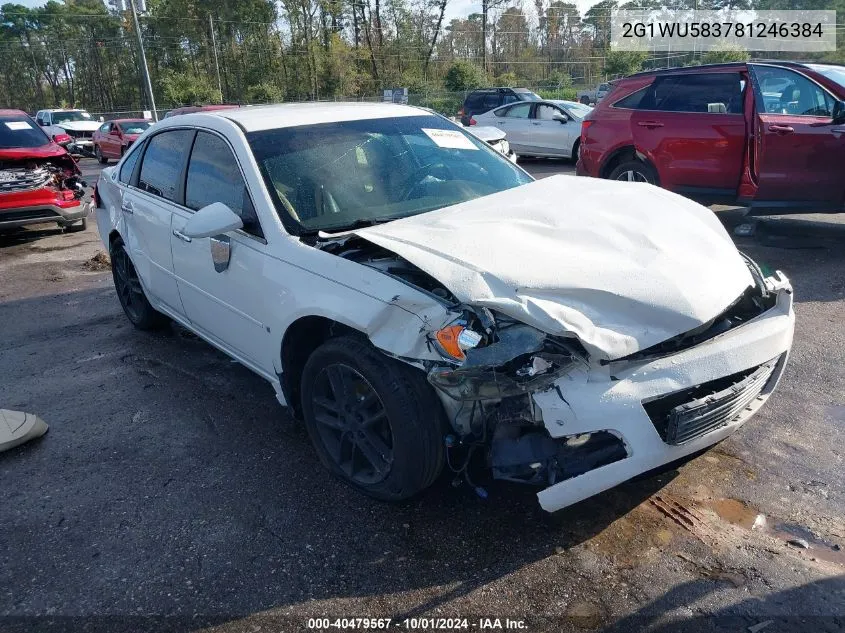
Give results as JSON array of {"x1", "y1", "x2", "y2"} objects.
[{"x1": 0, "y1": 151, "x2": 87, "y2": 229}]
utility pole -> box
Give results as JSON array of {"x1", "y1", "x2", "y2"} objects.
[
  {"x1": 128, "y1": 0, "x2": 158, "y2": 121},
  {"x1": 209, "y1": 15, "x2": 223, "y2": 102}
]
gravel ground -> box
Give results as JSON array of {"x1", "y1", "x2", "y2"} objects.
[{"x1": 1, "y1": 159, "x2": 843, "y2": 633}]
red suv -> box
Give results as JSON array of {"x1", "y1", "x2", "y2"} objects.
[
  {"x1": 0, "y1": 109, "x2": 87, "y2": 232},
  {"x1": 577, "y1": 62, "x2": 845, "y2": 213}
]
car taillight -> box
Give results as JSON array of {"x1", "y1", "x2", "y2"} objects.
[
  {"x1": 53, "y1": 133, "x2": 72, "y2": 144},
  {"x1": 580, "y1": 120, "x2": 593, "y2": 138},
  {"x1": 469, "y1": 117, "x2": 477, "y2": 126}
]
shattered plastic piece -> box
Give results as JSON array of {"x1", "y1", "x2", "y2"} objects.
[
  {"x1": 517, "y1": 356, "x2": 553, "y2": 377},
  {"x1": 734, "y1": 222, "x2": 757, "y2": 237},
  {"x1": 787, "y1": 538, "x2": 810, "y2": 549},
  {"x1": 0, "y1": 410, "x2": 48, "y2": 452}
]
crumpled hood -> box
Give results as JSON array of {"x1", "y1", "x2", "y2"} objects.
[
  {"x1": 352, "y1": 175, "x2": 753, "y2": 361},
  {"x1": 57, "y1": 121, "x2": 99, "y2": 132}
]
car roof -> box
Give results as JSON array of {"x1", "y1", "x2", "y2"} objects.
[
  {"x1": 40, "y1": 108, "x2": 88, "y2": 112},
  {"x1": 0, "y1": 109, "x2": 29, "y2": 117},
  {"x1": 624, "y1": 60, "x2": 841, "y2": 80},
  {"x1": 111, "y1": 118, "x2": 150, "y2": 124},
  {"x1": 208, "y1": 102, "x2": 430, "y2": 132}
]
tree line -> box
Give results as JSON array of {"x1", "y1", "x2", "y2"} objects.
[{"x1": 0, "y1": 0, "x2": 842, "y2": 115}]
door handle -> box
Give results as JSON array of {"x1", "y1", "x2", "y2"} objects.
[
  {"x1": 768, "y1": 124, "x2": 794, "y2": 134},
  {"x1": 637, "y1": 121, "x2": 664, "y2": 128},
  {"x1": 172, "y1": 229, "x2": 192, "y2": 243},
  {"x1": 531, "y1": 122, "x2": 541, "y2": 126},
  {"x1": 120, "y1": 200, "x2": 133, "y2": 214}
]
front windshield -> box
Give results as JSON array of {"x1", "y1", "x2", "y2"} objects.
[
  {"x1": 121, "y1": 121, "x2": 151, "y2": 134},
  {"x1": 556, "y1": 101, "x2": 592, "y2": 118},
  {"x1": 52, "y1": 111, "x2": 92, "y2": 124},
  {"x1": 0, "y1": 116, "x2": 50, "y2": 148},
  {"x1": 807, "y1": 64, "x2": 845, "y2": 91},
  {"x1": 247, "y1": 115, "x2": 533, "y2": 234},
  {"x1": 514, "y1": 89, "x2": 541, "y2": 101}
]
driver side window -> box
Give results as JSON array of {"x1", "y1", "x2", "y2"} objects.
[
  {"x1": 535, "y1": 104, "x2": 561, "y2": 120},
  {"x1": 754, "y1": 66, "x2": 835, "y2": 117}
]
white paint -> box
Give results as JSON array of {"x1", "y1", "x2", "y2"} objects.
[
  {"x1": 352, "y1": 175, "x2": 754, "y2": 360},
  {"x1": 5, "y1": 121, "x2": 32, "y2": 131},
  {"x1": 422, "y1": 128, "x2": 479, "y2": 150}
]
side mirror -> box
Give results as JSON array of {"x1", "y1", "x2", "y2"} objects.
[
  {"x1": 181, "y1": 202, "x2": 243, "y2": 239},
  {"x1": 553, "y1": 113, "x2": 568, "y2": 123},
  {"x1": 833, "y1": 100, "x2": 845, "y2": 124}
]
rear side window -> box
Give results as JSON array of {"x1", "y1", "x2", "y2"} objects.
[
  {"x1": 614, "y1": 86, "x2": 649, "y2": 109},
  {"x1": 138, "y1": 129, "x2": 194, "y2": 201},
  {"x1": 465, "y1": 93, "x2": 488, "y2": 110},
  {"x1": 119, "y1": 142, "x2": 143, "y2": 183},
  {"x1": 185, "y1": 131, "x2": 263, "y2": 238},
  {"x1": 481, "y1": 93, "x2": 501, "y2": 110},
  {"x1": 501, "y1": 103, "x2": 531, "y2": 118},
  {"x1": 640, "y1": 73, "x2": 744, "y2": 114}
]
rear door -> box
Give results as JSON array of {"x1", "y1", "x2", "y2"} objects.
[
  {"x1": 121, "y1": 128, "x2": 194, "y2": 317},
  {"x1": 747, "y1": 64, "x2": 845, "y2": 212},
  {"x1": 490, "y1": 102, "x2": 533, "y2": 153},
  {"x1": 629, "y1": 71, "x2": 747, "y2": 198},
  {"x1": 170, "y1": 130, "x2": 274, "y2": 374},
  {"x1": 530, "y1": 103, "x2": 579, "y2": 157}
]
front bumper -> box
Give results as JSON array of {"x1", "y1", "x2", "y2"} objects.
[
  {"x1": 0, "y1": 198, "x2": 87, "y2": 229},
  {"x1": 67, "y1": 139, "x2": 94, "y2": 155},
  {"x1": 531, "y1": 287, "x2": 794, "y2": 512}
]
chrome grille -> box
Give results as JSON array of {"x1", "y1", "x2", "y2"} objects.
[
  {"x1": 644, "y1": 356, "x2": 781, "y2": 446},
  {"x1": 0, "y1": 168, "x2": 52, "y2": 193}
]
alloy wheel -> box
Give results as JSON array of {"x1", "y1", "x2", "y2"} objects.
[
  {"x1": 311, "y1": 363, "x2": 394, "y2": 485},
  {"x1": 616, "y1": 170, "x2": 650, "y2": 183}
]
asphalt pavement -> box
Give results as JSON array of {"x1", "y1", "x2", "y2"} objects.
[{"x1": 1, "y1": 159, "x2": 843, "y2": 633}]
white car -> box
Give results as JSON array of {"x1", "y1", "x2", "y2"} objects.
[
  {"x1": 94, "y1": 103, "x2": 794, "y2": 513},
  {"x1": 464, "y1": 124, "x2": 518, "y2": 163},
  {"x1": 472, "y1": 100, "x2": 592, "y2": 160},
  {"x1": 35, "y1": 109, "x2": 101, "y2": 156}
]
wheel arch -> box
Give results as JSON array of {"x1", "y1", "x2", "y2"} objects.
[
  {"x1": 599, "y1": 144, "x2": 659, "y2": 180},
  {"x1": 279, "y1": 315, "x2": 365, "y2": 419}
]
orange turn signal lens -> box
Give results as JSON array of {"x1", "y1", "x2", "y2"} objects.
[{"x1": 435, "y1": 325, "x2": 466, "y2": 360}]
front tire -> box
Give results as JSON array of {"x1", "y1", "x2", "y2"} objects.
[
  {"x1": 607, "y1": 159, "x2": 658, "y2": 185},
  {"x1": 301, "y1": 336, "x2": 445, "y2": 501},
  {"x1": 110, "y1": 238, "x2": 169, "y2": 330},
  {"x1": 64, "y1": 217, "x2": 87, "y2": 233},
  {"x1": 95, "y1": 145, "x2": 108, "y2": 164}
]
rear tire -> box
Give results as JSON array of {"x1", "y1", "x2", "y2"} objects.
[
  {"x1": 300, "y1": 336, "x2": 445, "y2": 502},
  {"x1": 607, "y1": 159, "x2": 658, "y2": 185},
  {"x1": 95, "y1": 145, "x2": 108, "y2": 164},
  {"x1": 110, "y1": 238, "x2": 169, "y2": 330},
  {"x1": 571, "y1": 139, "x2": 581, "y2": 163},
  {"x1": 580, "y1": 95, "x2": 591, "y2": 105}
]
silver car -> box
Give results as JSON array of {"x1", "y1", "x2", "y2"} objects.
[{"x1": 472, "y1": 100, "x2": 592, "y2": 160}]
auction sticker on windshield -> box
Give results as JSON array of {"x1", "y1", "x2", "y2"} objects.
[
  {"x1": 422, "y1": 128, "x2": 478, "y2": 150},
  {"x1": 5, "y1": 121, "x2": 32, "y2": 131}
]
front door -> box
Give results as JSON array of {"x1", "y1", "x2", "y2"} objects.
[
  {"x1": 121, "y1": 129, "x2": 195, "y2": 316},
  {"x1": 629, "y1": 71, "x2": 747, "y2": 197},
  {"x1": 748, "y1": 64, "x2": 845, "y2": 212},
  {"x1": 530, "y1": 103, "x2": 579, "y2": 157},
  {"x1": 491, "y1": 102, "x2": 533, "y2": 154},
  {"x1": 169, "y1": 130, "x2": 274, "y2": 375}
]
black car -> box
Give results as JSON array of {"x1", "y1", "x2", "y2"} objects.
[{"x1": 458, "y1": 87, "x2": 541, "y2": 125}]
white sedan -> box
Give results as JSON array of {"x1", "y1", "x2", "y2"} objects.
[
  {"x1": 94, "y1": 103, "x2": 794, "y2": 512},
  {"x1": 472, "y1": 99, "x2": 592, "y2": 160}
]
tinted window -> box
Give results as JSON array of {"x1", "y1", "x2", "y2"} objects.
[
  {"x1": 614, "y1": 86, "x2": 649, "y2": 109},
  {"x1": 138, "y1": 130, "x2": 193, "y2": 201},
  {"x1": 247, "y1": 115, "x2": 532, "y2": 234},
  {"x1": 119, "y1": 142, "x2": 143, "y2": 183},
  {"x1": 503, "y1": 103, "x2": 531, "y2": 118},
  {"x1": 0, "y1": 116, "x2": 50, "y2": 148},
  {"x1": 185, "y1": 132, "x2": 262, "y2": 238},
  {"x1": 641, "y1": 73, "x2": 743, "y2": 114},
  {"x1": 753, "y1": 66, "x2": 835, "y2": 117},
  {"x1": 502, "y1": 94, "x2": 519, "y2": 105},
  {"x1": 481, "y1": 93, "x2": 501, "y2": 110},
  {"x1": 465, "y1": 92, "x2": 490, "y2": 109}
]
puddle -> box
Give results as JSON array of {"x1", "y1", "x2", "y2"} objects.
[{"x1": 706, "y1": 498, "x2": 845, "y2": 566}]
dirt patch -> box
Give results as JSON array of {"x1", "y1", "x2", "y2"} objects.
[{"x1": 83, "y1": 251, "x2": 111, "y2": 271}]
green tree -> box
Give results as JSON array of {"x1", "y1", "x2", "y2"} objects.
[
  {"x1": 604, "y1": 50, "x2": 647, "y2": 77},
  {"x1": 444, "y1": 60, "x2": 486, "y2": 91}
]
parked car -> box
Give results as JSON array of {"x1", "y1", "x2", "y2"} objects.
[
  {"x1": 473, "y1": 99, "x2": 592, "y2": 160},
  {"x1": 34, "y1": 108, "x2": 101, "y2": 157},
  {"x1": 94, "y1": 102, "x2": 794, "y2": 513},
  {"x1": 164, "y1": 104, "x2": 241, "y2": 118},
  {"x1": 0, "y1": 109, "x2": 87, "y2": 232},
  {"x1": 578, "y1": 61, "x2": 845, "y2": 214},
  {"x1": 93, "y1": 119, "x2": 153, "y2": 164},
  {"x1": 458, "y1": 87, "x2": 540, "y2": 126},
  {"x1": 464, "y1": 125, "x2": 518, "y2": 163},
  {"x1": 577, "y1": 82, "x2": 611, "y2": 105}
]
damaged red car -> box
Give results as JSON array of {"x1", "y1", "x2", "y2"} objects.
[{"x1": 0, "y1": 109, "x2": 88, "y2": 232}]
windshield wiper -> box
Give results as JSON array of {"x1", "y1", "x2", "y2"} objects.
[{"x1": 316, "y1": 216, "x2": 404, "y2": 237}]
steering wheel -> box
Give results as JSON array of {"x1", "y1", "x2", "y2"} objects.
[{"x1": 400, "y1": 162, "x2": 452, "y2": 200}]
